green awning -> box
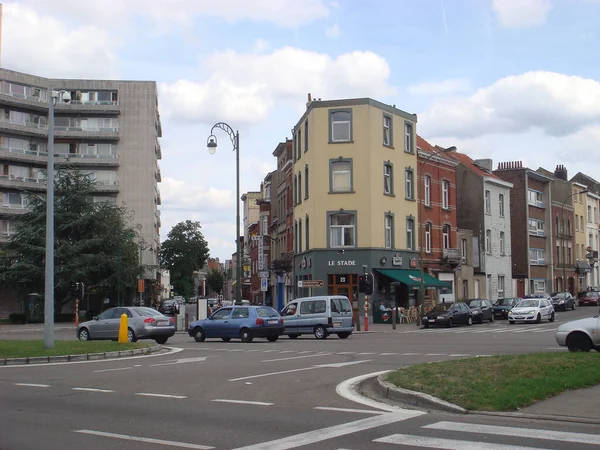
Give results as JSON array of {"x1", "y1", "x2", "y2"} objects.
[{"x1": 376, "y1": 269, "x2": 451, "y2": 289}]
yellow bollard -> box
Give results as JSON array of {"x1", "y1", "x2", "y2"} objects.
[{"x1": 117, "y1": 313, "x2": 129, "y2": 343}]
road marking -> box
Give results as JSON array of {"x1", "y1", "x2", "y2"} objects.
[
  {"x1": 533, "y1": 329, "x2": 556, "y2": 333},
  {"x1": 149, "y1": 356, "x2": 207, "y2": 367},
  {"x1": 314, "y1": 406, "x2": 384, "y2": 415},
  {"x1": 73, "y1": 387, "x2": 114, "y2": 393},
  {"x1": 313, "y1": 361, "x2": 371, "y2": 368},
  {"x1": 73, "y1": 430, "x2": 214, "y2": 449},
  {"x1": 401, "y1": 352, "x2": 422, "y2": 356},
  {"x1": 135, "y1": 392, "x2": 187, "y2": 399},
  {"x1": 298, "y1": 351, "x2": 312, "y2": 354},
  {"x1": 229, "y1": 349, "x2": 245, "y2": 352},
  {"x1": 336, "y1": 351, "x2": 356, "y2": 355},
  {"x1": 279, "y1": 350, "x2": 294, "y2": 353},
  {"x1": 374, "y1": 434, "x2": 542, "y2": 449},
  {"x1": 231, "y1": 411, "x2": 424, "y2": 450},
  {"x1": 94, "y1": 366, "x2": 134, "y2": 373},
  {"x1": 261, "y1": 353, "x2": 331, "y2": 363},
  {"x1": 262, "y1": 350, "x2": 279, "y2": 353},
  {"x1": 247, "y1": 349, "x2": 262, "y2": 352},
  {"x1": 229, "y1": 361, "x2": 370, "y2": 382},
  {"x1": 448, "y1": 354, "x2": 471, "y2": 357},
  {"x1": 379, "y1": 352, "x2": 398, "y2": 356},
  {"x1": 425, "y1": 353, "x2": 445, "y2": 356},
  {"x1": 425, "y1": 421, "x2": 600, "y2": 445},
  {"x1": 212, "y1": 399, "x2": 273, "y2": 406},
  {"x1": 356, "y1": 352, "x2": 375, "y2": 355},
  {"x1": 14, "y1": 383, "x2": 50, "y2": 388}
]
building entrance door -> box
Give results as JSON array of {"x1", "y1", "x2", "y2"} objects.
[{"x1": 328, "y1": 274, "x2": 358, "y2": 321}]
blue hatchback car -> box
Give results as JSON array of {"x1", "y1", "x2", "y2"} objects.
[{"x1": 188, "y1": 305, "x2": 285, "y2": 343}]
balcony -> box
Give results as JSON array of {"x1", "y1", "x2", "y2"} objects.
[
  {"x1": 54, "y1": 126, "x2": 120, "y2": 141},
  {"x1": 156, "y1": 165, "x2": 161, "y2": 182},
  {"x1": 0, "y1": 233, "x2": 11, "y2": 243},
  {"x1": 0, "y1": 118, "x2": 47, "y2": 138},
  {"x1": 0, "y1": 204, "x2": 29, "y2": 216},
  {"x1": 0, "y1": 146, "x2": 48, "y2": 164},
  {"x1": 0, "y1": 175, "x2": 47, "y2": 191},
  {"x1": 0, "y1": 91, "x2": 48, "y2": 113},
  {"x1": 92, "y1": 180, "x2": 120, "y2": 193},
  {"x1": 55, "y1": 152, "x2": 119, "y2": 168},
  {"x1": 443, "y1": 248, "x2": 461, "y2": 263},
  {"x1": 156, "y1": 189, "x2": 162, "y2": 205},
  {"x1": 54, "y1": 101, "x2": 120, "y2": 116}
]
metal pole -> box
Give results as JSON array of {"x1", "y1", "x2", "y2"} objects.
[
  {"x1": 562, "y1": 206, "x2": 566, "y2": 293},
  {"x1": 139, "y1": 244, "x2": 143, "y2": 306},
  {"x1": 44, "y1": 88, "x2": 55, "y2": 349},
  {"x1": 235, "y1": 131, "x2": 242, "y2": 305},
  {"x1": 117, "y1": 233, "x2": 121, "y2": 307}
]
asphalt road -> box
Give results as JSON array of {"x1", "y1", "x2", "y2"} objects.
[{"x1": 1, "y1": 307, "x2": 600, "y2": 449}]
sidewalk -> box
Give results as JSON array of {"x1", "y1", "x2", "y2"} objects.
[{"x1": 518, "y1": 385, "x2": 600, "y2": 421}]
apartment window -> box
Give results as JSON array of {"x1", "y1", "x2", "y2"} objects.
[
  {"x1": 486, "y1": 229, "x2": 492, "y2": 254},
  {"x1": 404, "y1": 122, "x2": 413, "y2": 153},
  {"x1": 529, "y1": 248, "x2": 546, "y2": 265},
  {"x1": 384, "y1": 213, "x2": 394, "y2": 249},
  {"x1": 329, "y1": 110, "x2": 352, "y2": 142},
  {"x1": 406, "y1": 217, "x2": 414, "y2": 250},
  {"x1": 297, "y1": 129, "x2": 302, "y2": 160},
  {"x1": 442, "y1": 180, "x2": 449, "y2": 209},
  {"x1": 568, "y1": 244, "x2": 572, "y2": 264},
  {"x1": 261, "y1": 216, "x2": 268, "y2": 235},
  {"x1": 304, "y1": 120, "x2": 308, "y2": 153},
  {"x1": 424, "y1": 176, "x2": 431, "y2": 206},
  {"x1": 580, "y1": 215, "x2": 584, "y2": 231},
  {"x1": 442, "y1": 224, "x2": 450, "y2": 249},
  {"x1": 383, "y1": 163, "x2": 393, "y2": 195},
  {"x1": 305, "y1": 216, "x2": 310, "y2": 250},
  {"x1": 383, "y1": 115, "x2": 392, "y2": 147},
  {"x1": 531, "y1": 279, "x2": 546, "y2": 293},
  {"x1": 589, "y1": 233, "x2": 593, "y2": 247},
  {"x1": 461, "y1": 238, "x2": 468, "y2": 259},
  {"x1": 498, "y1": 275, "x2": 505, "y2": 294},
  {"x1": 293, "y1": 175, "x2": 297, "y2": 206},
  {"x1": 462, "y1": 280, "x2": 468, "y2": 299},
  {"x1": 304, "y1": 165, "x2": 309, "y2": 200},
  {"x1": 297, "y1": 172, "x2": 302, "y2": 204},
  {"x1": 485, "y1": 190, "x2": 491, "y2": 214},
  {"x1": 405, "y1": 168, "x2": 414, "y2": 200},
  {"x1": 499, "y1": 194, "x2": 505, "y2": 217},
  {"x1": 329, "y1": 212, "x2": 356, "y2": 248},
  {"x1": 556, "y1": 243, "x2": 560, "y2": 265},
  {"x1": 528, "y1": 219, "x2": 545, "y2": 236},
  {"x1": 576, "y1": 244, "x2": 580, "y2": 260},
  {"x1": 298, "y1": 221, "x2": 302, "y2": 252},
  {"x1": 575, "y1": 214, "x2": 579, "y2": 231},
  {"x1": 330, "y1": 159, "x2": 352, "y2": 193},
  {"x1": 528, "y1": 189, "x2": 543, "y2": 207},
  {"x1": 500, "y1": 231, "x2": 505, "y2": 255},
  {"x1": 425, "y1": 223, "x2": 432, "y2": 253},
  {"x1": 567, "y1": 219, "x2": 571, "y2": 235}
]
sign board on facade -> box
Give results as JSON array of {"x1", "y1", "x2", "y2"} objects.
[
  {"x1": 258, "y1": 238, "x2": 264, "y2": 270},
  {"x1": 298, "y1": 280, "x2": 324, "y2": 288},
  {"x1": 251, "y1": 235, "x2": 262, "y2": 241},
  {"x1": 443, "y1": 248, "x2": 461, "y2": 262},
  {"x1": 260, "y1": 278, "x2": 268, "y2": 291},
  {"x1": 259, "y1": 271, "x2": 269, "y2": 278},
  {"x1": 328, "y1": 260, "x2": 356, "y2": 266},
  {"x1": 392, "y1": 253, "x2": 402, "y2": 266}
]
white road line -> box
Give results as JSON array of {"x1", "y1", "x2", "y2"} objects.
[
  {"x1": 229, "y1": 366, "x2": 316, "y2": 381},
  {"x1": 374, "y1": 434, "x2": 544, "y2": 449},
  {"x1": 336, "y1": 352, "x2": 356, "y2": 355},
  {"x1": 448, "y1": 354, "x2": 471, "y2": 357},
  {"x1": 229, "y1": 349, "x2": 245, "y2": 352},
  {"x1": 247, "y1": 349, "x2": 262, "y2": 352},
  {"x1": 379, "y1": 352, "x2": 398, "y2": 356},
  {"x1": 533, "y1": 328, "x2": 557, "y2": 333},
  {"x1": 231, "y1": 411, "x2": 424, "y2": 450},
  {"x1": 73, "y1": 429, "x2": 213, "y2": 449},
  {"x1": 279, "y1": 350, "x2": 295, "y2": 353},
  {"x1": 401, "y1": 352, "x2": 422, "y2": 356},
  {"x1": 314, "y1": 406, "x2": 384, "y2": 415},
  {"x1": 261, "y1": 353, "x2": 331, "y2": 363},
  {"x1": 94, "y1": 366, "x2": 134, "y2": 373},
  {"x1": 425, "y1": 421, "x2": 600, "y2": 445},
  {"x1": 262, "y1": 350, "x2": 279, "y2": 353},
  {"x1": 135, "y1": 392, "x2": 187, "y2": 399},
  {"x1": 425, "y1": 353, "x2": 445, "y2": 356},
  {"x1": 73, "y1": 387, "x2": 114, "y2": 393},
  {"x1": 212, "y1": 399, "x2": 273, "y2": 406},
  {"x1": 357, "y1": 352, "x2": 376, "y2": 355},
  {"x1": 14, "y1": 383, "x2": 50, "y2": 388},
  {"x1": 298, "y1": 351, "x2": 313, "y2": 354}
]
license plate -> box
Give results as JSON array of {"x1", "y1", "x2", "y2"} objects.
[
  {"x1": 267, "y1": 319, "x2": 278, "y2": 325},
  {"x1": 333, "y1": 322, "x2": 342, "y2": 327},
  {"x1": 157, "y1": 321, "x2": 168, "y2": 326}
]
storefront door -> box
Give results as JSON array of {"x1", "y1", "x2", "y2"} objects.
[{"x1": 328, "y1": 274, "x2": 358, "y2": 318}]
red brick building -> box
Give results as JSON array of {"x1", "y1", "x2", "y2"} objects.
[{"x1": 417, "y1": 136, "x2": 460, "y2": 302}]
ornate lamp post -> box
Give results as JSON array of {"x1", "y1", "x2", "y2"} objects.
[{"x1": 207, "y1": 123, "x2": 242, "y2": 305}]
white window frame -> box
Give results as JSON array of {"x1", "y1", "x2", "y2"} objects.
[
  {"x1": 485, "y1": 190, "x2": 491, "y2": 214},
  {"x1": 486, "y1": 229, "x2": 491, "y2": 254},
  {"x1": 331, "y1": 160, "x2": 352, "y2": 192},
  {"x1": 425, "y1": 223, "x2": 431, "y2": 253},
  {"x1": 329, "y1": 213, "x2": 355, "y2": 248},
  {"x1": 499, "y1": 194, "x2": 505, "y2": 217},
  {"x1": 498, "y1": 275, "x2": 505, "y2": 293},
  {"x1": 383, "y1": 164, "x2": 392, "y2": 195},
  {"x1": 331, "y1": 111, "x2": 351, "y2": 142},
  {"x1": 528, "y1": 189, "x2": 544, "y2": 207},
  {"x1": 406, "y1": 218, "x2": 414, "y2": 250},
  {"x1": 442, "y1": 180, "x2": 449, "y2": 209},
  {"x1": 404, "y1": 123, "x2": 413, "y2": 152},
  {"x1": 405, "y1": 169, "x2": 413, "y2": 199},
  {"x1": 529, "y1": 248, "x2": 546, "y2": 265},
  {"x1": 424, "y1": 176, "x2": 431, "y2": 207},
  {"x1": 442, "y1": 224, "x2": 450, "y2": 249},
  {"x1": 500, "y1": 231, "x2": 505, "y2": 255},
  {"x1": 383, "y1": 116, "x2": 391, "y2": 146},
  {"x1": 384, "y1": 215, "x2": 393, "y2": 249},
  {"x1": 528, "y1": 219, "x2": 545, "y2": 236}
]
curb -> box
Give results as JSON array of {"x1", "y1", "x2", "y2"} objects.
[
  {"x1": 467, "y1": 410, "x2": 600, "y2": 426},
  {"x1": 0, "y1": 345, "x2": 162, "y2": 366}
]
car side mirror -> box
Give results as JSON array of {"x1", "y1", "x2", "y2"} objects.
[{"x1": 93, "y1": 316, "x2": 99, "y2": 321}]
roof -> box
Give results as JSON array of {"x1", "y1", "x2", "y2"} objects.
[
  {"x1": 416, "y1": 135, "x2": 458, "y2": 165},
  {"x1": 446, "y1": 150, "x2": 505, "y2": 182}
]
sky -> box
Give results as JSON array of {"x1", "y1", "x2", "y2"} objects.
[{"x1": 4, "y1": 0, "x2": 600, "y2": 261}]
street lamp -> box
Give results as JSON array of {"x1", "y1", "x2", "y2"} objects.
[
  {"x1": 561, "y1": 189, "x2": 587, "y2": 293},
  {"x1": 44, "y1": 88, "x2": 71, "y2": 349},
  {"x1": 417, "y1": 145, "x2": 456, "y2": 326},
  {"x1": 206, "y1": 122, "x2": 242, "y2": 305}
]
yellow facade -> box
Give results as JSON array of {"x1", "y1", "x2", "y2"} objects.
[
  {"x1": 573, "y1": 182, "x2": 587, "y2": 262},
  {"x1": 292, "y1": 98, "x2": 418, "y2": 252}
]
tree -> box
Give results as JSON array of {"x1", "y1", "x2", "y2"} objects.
[
  {"x1": 160, "y1": 220, "x2": 209, "y2": 299},
  {"x1": 0, "y1": 166, "x2": 142, "y2": 311},
  {"x1": 206, "y1": 268, "x2": 224, "y2": 296}
]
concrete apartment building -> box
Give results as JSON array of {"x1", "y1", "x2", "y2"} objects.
[
  {"x1": 0, "y1": 68, "x2": 162, "y2": 309},
  {"x1": 494, "y1": 161, "x2": 553, "y2": 297}
]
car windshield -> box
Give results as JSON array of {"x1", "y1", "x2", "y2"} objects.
[
  {"x1": 135, "y1": 307, "x2": 163, "y2": 317},
  {"x1": 496, "y1": 298, "x2": 515, "y2": 306},
  {"x1": 467, "y1": 300, "x2": 481, "y2": 308},
  {"x1": 257, "y1": 307, "x2": 279, "y2": 318},
  {"x1": 518, "y1": 299, "x2": 540, "y2": 308},
  {"x1": 580, "y1": 291, "x2": 599, "y2": 298},
  {"x1": 431, "y1": 304, "x2": 450, "y2": 312}
]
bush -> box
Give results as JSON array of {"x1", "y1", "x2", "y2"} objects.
[{"x1": 8, "y1": 313, "x2": 26, "y2": 324}]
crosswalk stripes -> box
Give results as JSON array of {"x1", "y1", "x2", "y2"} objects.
[{"x1": 374, "y1": 434, "x2": 538, "y2": 449}]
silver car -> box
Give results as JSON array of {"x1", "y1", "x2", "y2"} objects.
[
  {"x1": 76, "y1": 307, "x2": 176, "y2": 344},
  {"x1": 508, "y1": 298, "x2": 555, "y2": 324},
  {"x1": 556, "y1": 310, "x2": 600, "y2": 352}
]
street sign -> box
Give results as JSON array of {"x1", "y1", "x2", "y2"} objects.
[
  {"x1": 251, "y1": 235, "x2": 262, "y2": 241},
  {"x1": 259, "y1": 271, "x2": 269, "y2": 278},
  {"x1": 298, "y1": 280, "x2": 324, "y2": 288},
  {"x1": 260, "y1": 278, "x2": 268, "y2": 292}
]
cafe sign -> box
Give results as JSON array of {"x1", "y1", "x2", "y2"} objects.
[{"x1": 392, "y1": 253, "x2": 403, "y2": 266}]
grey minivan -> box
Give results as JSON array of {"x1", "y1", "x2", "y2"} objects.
[{"x1": 280, "y1": 295, "x2": 354, "y2": 339}]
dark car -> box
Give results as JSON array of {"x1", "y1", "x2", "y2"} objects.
[
  {"x1": 464, "y1": 299, "x2": 494, "y2": 323},
  {"x1": 493, "y1": 297, "x2": 521, "y2": 319},
  {"x1": 422, "y1": 302, "x2": 473, "y2": 328},
  {"x1": 551, "y1": 292, "x2": 576, "y2": 311},
  {"x1": 578, "y1": 291, "x2": 600, "y2": 306},
  {"x1": 159, "y1": 300, "x2": 179, "y2": 316}
]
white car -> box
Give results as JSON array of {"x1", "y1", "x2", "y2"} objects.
[
  {"x1": 508, "y1": 298, "x2": 555, "y2": 324},
  {"x1": 555, "y1": 312, "x2": 600, "y2": 352}
]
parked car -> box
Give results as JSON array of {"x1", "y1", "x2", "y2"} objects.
[
  {"x1": 159, "y1": 300, "x2": 179, "y2": 316},
  {"x1": 492, "y1": 297, "x2": 521, "y2": 319},
  {"x1": 422, "y1": 302, "x2": 473, "y2": 328},
  {"x1": 555, "y1": 309, "x2": 600, "y2": 352},
  {"x1": 551, "y1": 292, "x2": 576, "y2": 311},
  {"x1": 188, "y1": 305, "x2": 284, "y2": 343},
  {"x1": 524, "y1": 293, "x2": 552, "y2": 301},
  {"x1": 508, "y1": 298, "x2": 555, "y2": 324},
  {"x1": 578, "y1": 291, "x2": 600, "y2": 307},
  {"x1": 464, "y1": 299, "x2": 494, "y2": 323},
  {"x1": 76, "y1": 307, "x2": 175, "y2": 344},
  {"x1": 280, "y1": 296, "x2": 354, "y2": 339}
]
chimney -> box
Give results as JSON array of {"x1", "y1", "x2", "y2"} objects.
[
  {"x1": 474, "y1": 159, "x2": 493, "y2": 172},
  {"x1": 306, "y1": 93, "x2": 312, "y2": 109},
  {"x1": 554, "y1": 164, "x2": 568, "y2": 181}
]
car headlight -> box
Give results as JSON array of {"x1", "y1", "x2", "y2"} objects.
[
  {"x1": 527, "y1": 310, "x2": 536, "y2": 315},
  {"x1": 508, "y1": 310, "x2": 513, "y2": 315},
  {"x1": 559, "y1": 300, "x2": 565, "y2": 304}
]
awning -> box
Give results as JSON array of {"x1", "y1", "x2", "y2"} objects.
[
  {"x1": 376, "y1": 269, "x2": 452, "y2": 289},
  {"x1": 576, "y1": 261, "x2": 592, "y2": 273}
]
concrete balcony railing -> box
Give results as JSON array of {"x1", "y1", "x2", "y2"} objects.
[
  {"x1": 0, "y1": 205, "x2": 29, "y2": 216},
  {"x1": 54, "y1": 101, "x2": 120, "y2": 115},
  {"x1": 0, "y1": 175, "x2": 47, "y2": 191},
  {"x1": 54, "y1": 127, "x2": 120, "y2": 141}
]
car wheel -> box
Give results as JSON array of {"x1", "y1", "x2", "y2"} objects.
[
  {"x1": 287, "y1": 334, "x2": 300, "y2": 339},
  {"x1": 567, "y1": 332, "x2": 592, "y2": 352},
  {"x1": 447, "y1": 318, "x2": 454, "y2": 328},
  {"x1": 78, "y1": 328, "x2": 90, "y2": 341},
  {"x1": 240, "y1": 328, "x2": 254, "y2": 343},
  {"x1": 468, "y1": 316, "x2": 473, "y2": 326},
  {"x1": 337, "y1": 332, "x2": 350, "y2": 339},
  {"x1": 314, "y1": 325, "x2": 328, "y2": 339},
  {"x1": 423, "y1": 322, "x2": 430, "y2": 328},
  {"x1": 221, "y1": 337, "x2": 231, "y2": 342},
  {"x1": 509, "y1": 320, "x2": 515, "y2": 325},
  {"x1": 490, "y1": 314, "x2": 494, "y2": 323},
  {"x1": 154, "y1": 336, "x2": 168, "y2": 345},
  {"x1": 549, "y1": 312, "x2": 555, "y2": 323},
  {"x1": 127, "y1": 328, "x2": 137, "y2": 342},
  {"x1": 193, "y1": 327, "x2": 205, "y2": 342},
  {"x1": 535, "y1": 314, "x2": 542, "y2": 324},
  {"x1": 266, "y1": 336, "x2": 278, "y2": 342}
]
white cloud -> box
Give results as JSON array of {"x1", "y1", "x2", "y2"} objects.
[
  {"x1": 419, "y1": 71, "x2": 600, "y2": 139},
  {"x1": 325, "y1": 24, "x2": 341, "y2": 38},
  {"x1": 253, "y1": 39, "x2": 271, "y2": 53},
  {"x1": 407, "y1": 78, "x2": 470, "y2": 96},
  {"x1": 492, "y1": 0, "x2": 553, "y2": 28},
  {"x1": 159, "y1": 47, "x2": 396, "y2": 124},
  {"x1": 2, "y1": 3, "x2": 121, "y2": 78}
]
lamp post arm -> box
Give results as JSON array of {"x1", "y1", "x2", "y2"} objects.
[{"x1": 210, "y1": 122, "x2": 238, "y2": 150}]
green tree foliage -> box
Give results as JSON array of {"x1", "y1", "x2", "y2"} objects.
[
  {"x1": 160, "y1": 220, "x2": 209, "y2": 299},
  {"x1": 206, "y1": 268, "x2": 224, "y2": 296},
  {"x1": 0, "y1": 166, "x2": 142, "y2": 310}
]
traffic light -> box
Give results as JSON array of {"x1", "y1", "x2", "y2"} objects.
[
  {"x1": 358, "y1": 275, "x2": 366, "y2": 293},
  {"x1": 364, "y1": 273, "x2": 374, "y2": 295}
]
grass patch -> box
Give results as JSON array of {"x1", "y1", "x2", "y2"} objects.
[
  {"x1": 0, "y1": 340, "x2": 151, "y2": 359},
  {"x1": 387, "y1": 352, "x2": 600, "y2": 411}
]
